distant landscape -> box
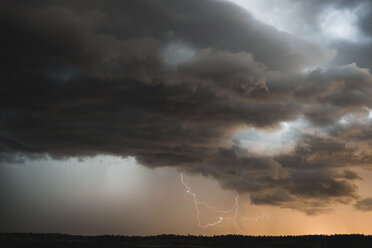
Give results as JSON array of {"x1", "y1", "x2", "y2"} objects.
[{"x1": 2, "y1": 233, "x2": 372, "y2": 248}]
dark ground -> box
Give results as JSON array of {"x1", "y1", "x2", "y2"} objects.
[{"x1": 1, "y1": 233, "x2": 372, "y2": 248}]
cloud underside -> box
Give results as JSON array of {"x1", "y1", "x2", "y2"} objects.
[{"x1": 2, "y1": 0, "x2": 372, "y2": 215}]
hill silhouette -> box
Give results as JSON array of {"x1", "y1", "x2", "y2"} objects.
[{"x1": 1, "y1": 233, "x2": 372, "y2": 247}]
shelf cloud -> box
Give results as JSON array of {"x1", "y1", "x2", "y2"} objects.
[{"x1": 2, "y1": 0, "x2": 372, "y2": 215}]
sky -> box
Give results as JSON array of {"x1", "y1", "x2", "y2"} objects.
[{"x1": 2, "y1": 0, "x2": 372, "y2": 236}]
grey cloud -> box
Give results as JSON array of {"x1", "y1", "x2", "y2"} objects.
[
  {"x1": 0, "y1": 0, "x2": 310, "y2": 164},
  {"x1": 268, "y1": 0, "x2": 372, "y2": 69},
  {"x1": 354, "y1": 197, "x2": 372, "y2": 211},
  {"x1": 336, "y1": 170, "x2": 363, "y2": 180},
  {"x1": 250, "y1": 189, "x2": 297, "y2": 206},
  {"x1": 261, "y1": 64, "x2": 372, "y2": 126},
  {"x1": 276, "y1": 134, "x2": 356, "y2": 169},
  {"x1": 237, "y1": 0, "x2": 372, "y2": 70},
  {"x1": 175, "y1": 49, "x2": 268, "y2": 97},
  {"x1": 1, "y1": 0, "x2": 372, "y2": 215},
  {"x1": 329, "y1": 121, "x2": 372, "y2": 143},
  {"x1": 189, "y1": 148, "x2": 360, "y2": 214},
  {"x1": 276, "y1": 132, "x2": 372, "y2": 172},
  {"x1": 0, "y1": 0, "x2": 333, "y2": 74}
]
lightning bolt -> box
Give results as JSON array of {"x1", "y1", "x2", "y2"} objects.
[
  {"x1": 239, "y1": 212, "x2": 271, "y2": 222},
  {"x1": 180, "y1": 173, "x2": 271, "y2": 233}
]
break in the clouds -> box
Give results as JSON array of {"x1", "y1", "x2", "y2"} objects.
[{"x1": 2, "y1": 0, "x2": 372, "y2": 217}]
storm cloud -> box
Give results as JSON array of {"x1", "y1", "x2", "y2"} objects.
[
  {"x1": 354, "y1": 197, "x2": 372, "y2": 211},
  {"x1": 2, "y1": 0, "x2": 372, "y2": 215}
]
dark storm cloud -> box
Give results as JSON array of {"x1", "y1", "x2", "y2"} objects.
[
  {"x1": 329, "y1": 121, "x2": 372, "y2": 143},
  {"x1": 336, "y1": 170, "x2": 362, "y2": 180},
  {"x1": 354, "y1": 197, "x2": 372, "y2": 211},
  {"x1": 260, "y1": 64, "x2": 372, "y2": 127},
  {"x1": 275, "y1": 134, "x2": 372, "y2": 169},
  {"x1": 1, "y1": 0, "x2": 372, "y2": 214},
  {"x1": 190, "y1": 145, "x2": 361, "y2": 214},
  {"x1": 0, "y1": 0, "x2": 308, "y2": 161}
]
